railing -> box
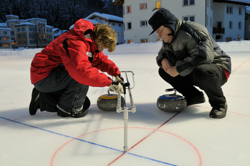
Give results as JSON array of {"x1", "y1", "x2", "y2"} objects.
[{"x1": 213, "y1": 27, "x2": 225, "y2": 34}]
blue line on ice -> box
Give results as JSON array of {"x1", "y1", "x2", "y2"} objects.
[{"x1": 0, "y1": 116, "x2": 177, "y2": 166}]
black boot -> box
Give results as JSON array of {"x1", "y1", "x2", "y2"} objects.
[
  {"x1": 186, "y1": 92, "x2": 205, "y2": 106},
  {"x1": 83, "y1": 96, "x2": 91, "y2": 110},
  {"x1": 209, "y1": 103, "x2": 227, "y2": 119},
  {"x1": 29, "y1": 88, "x2": 40, "y2": 115}
]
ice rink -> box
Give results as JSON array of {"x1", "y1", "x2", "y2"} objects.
[{"x1": 0, "y1": 41, "x2": 250, "y2": 166}]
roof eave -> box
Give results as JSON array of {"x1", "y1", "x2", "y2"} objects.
[{"x1": 214, "y1": 0, "x2": 250, "y2": 6}]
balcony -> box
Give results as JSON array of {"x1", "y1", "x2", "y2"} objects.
[{"x1": 213, "y1": 27, "x2": 225, "y2": 34}]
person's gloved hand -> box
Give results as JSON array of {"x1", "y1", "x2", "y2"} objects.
[
  {"x1": 115, "y1": 74, "x2": 124, "y2": 84},
  {"x1": 109, "y1": 81, "x2": 124, "y2": 94}
]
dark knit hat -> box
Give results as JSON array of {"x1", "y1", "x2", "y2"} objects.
[{"x1": 148, "y1": 8, "x2": 177, "y2": 36}]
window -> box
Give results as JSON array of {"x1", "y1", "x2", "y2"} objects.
[
  {"x1": 210, "y1": 17, "x2": 212, "y2": 28},
  {"x1": 140, "y1": 20, "x2": 147, "y2": 27},
  {"x1": 227, "y1": 6, "x2": 233, "y2": 14},
  {"x1": 190, "y1": 16, "x2": 195, "y2": 22},
  {"x1": 4, "y1": 37, "x2": 7, "y2": 41},
  {"x1": 18, "y1": 34, "x2": 21, "y2": 38},
  {"x1": 156, "y1": 1, "x2": 161, "y2": 9},
  {"x1": 127, "y1": 39, "x2": 132, "y2": 44},
  {"x1": 184, "y1": 0, "x2": 195, "y2": 6},
  {"x1": 22, "y1": 27, "x2": 25, "y2": 31},
  {"x1": 141, "y1": 39, "x2": 148, "y2": 43},
  {"x1": 11, "y1": 31, "x2": 14, "y2": 35},
  {"x1": 4, "y1": 44, "x2": 9, "y2": 47},
  {"x1": 140, "y1": 3, "x2": 147, "y2": 10},
  {"x1": 22, "y1": 34, "x2": 25, "y2": 38},
  {"x1": 127, "y1": 22, "x2": 132, "y2": 30},
  {"x1": 238, "y1": 22, "x2": 241, "y2": 30},
  {"x1": 239, "y1": 8, "x2": 242, "y2": 15},
  {"x1": 218, "y1": 22, "x2": 222, "y2": 28},
  {"x1": 229, "y1": 21, "x2": 233, "y2": 29},
  {"x1": 127, "y1": 6, "x2": 131, "y2": 13},
  {"x1": 183, "y1": 16, "x2": 195, "y2": 22},
  {"x1": 17, "y1": 28, "x2": 20, "y2": 32}
]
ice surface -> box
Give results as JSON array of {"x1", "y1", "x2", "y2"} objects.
[{"x1": 0, "y1": 41, "x2": 250, "y2": 166}]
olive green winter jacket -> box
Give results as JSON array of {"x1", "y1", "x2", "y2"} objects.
[{"x1": 157, "y1": 18, "x2": 231, "y2": 76}]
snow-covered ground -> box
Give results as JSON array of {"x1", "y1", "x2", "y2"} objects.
[{"x1": 0, "y1": 41, "x2": 250, "y2": 166}]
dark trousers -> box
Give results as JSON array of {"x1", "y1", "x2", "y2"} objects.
[
  {"x1": 159, "y1": 63, "x2": 228, "y2": 108},
  {"x1": 34, "y1": 66, "x2": 89, "y2": 114}
]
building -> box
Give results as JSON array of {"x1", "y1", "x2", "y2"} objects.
[
  {"x1": 114, "y1": 0, "x2": 250, "y2": 43},
  {"x1": 4, "y1": 15, "x2": 54, "y2": 48},
  {"x1": 245, "y1": 8, "x2": 250, "y2": 40},
  {"x1": 53, "y1": 28, "x2": 67, "y2": 39},
  {"x1": 85, "y1": 12, "x2": 124, "y2": 44},
  {"x1": 69, "y1": 13, "x2": 124, "y2": 44},
  {"x1": 0, "y1": 23, "x2": 11, "y2": 49}
]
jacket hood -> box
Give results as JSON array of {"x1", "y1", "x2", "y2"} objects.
[
  {"x1": 74, "y1": 18, "x2": 95, "y2": 42},
  {"x1": 148, "y1": 8, "x2": 177, "y2": 36}
]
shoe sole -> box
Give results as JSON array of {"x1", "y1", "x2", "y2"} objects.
[{"x1": 72, "y1": 110, "x2": 88, "y2": 118}]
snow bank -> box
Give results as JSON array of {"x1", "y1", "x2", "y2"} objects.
[{"x1": 1, "y1": 40, "x2": 250, "y2": 57}]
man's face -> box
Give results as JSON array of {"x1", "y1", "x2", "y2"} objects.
[{"x1": 155, "y1": 25, "x2": 173, "y2": 43}]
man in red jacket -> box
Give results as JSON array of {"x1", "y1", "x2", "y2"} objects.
[{"x1": 29, "y1": 19, "x2": 123, "y2": 118}]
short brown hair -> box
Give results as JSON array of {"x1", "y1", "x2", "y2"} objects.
[{"x1": 94, "y1": 23, "x2": 117, "y2": 52}]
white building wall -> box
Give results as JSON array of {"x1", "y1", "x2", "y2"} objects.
[
  {"x1": 0, "y1": 28, "x2": 12, "y2": 48},
  {"x1": 206, "y1": 0, "x2": 214, "y2": 35},
  {"x1": 224, "y1": 4, "x2": 245, "y2": 41},
  {"x1": 109, "y1": 22, "x2": 124, "y2": 44},
  {"x1": 214, "y1": 2, "x2": 245, "y2": 41},
  {"x1": 91, "y1": 18, "x2": 124, "y2": 44},
  {"x1": 123, "y1": 0, "x2": 207, "y2": 43}
]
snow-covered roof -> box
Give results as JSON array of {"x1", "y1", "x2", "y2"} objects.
[
  {"x1": 6, "y1": 14, "x2": 19, "y2": 17},
  {"x1": 14, "y1": 22, "x2": 35, "y2": 27},
  {"x1": 247, "y1": 7, "x2": 250, "y2": 14},
  {"x1": 28, "y1": 18, "x2": 47, "y2": 22},
  {"x1": 69, "y1": 24, "x2": 74, "y2": 30},
  {"x1": 85, "y1": 18, "x2": 100, "y2": 25},
  {"x1": 46, "y1": 25, "x2": 54, "y2": 28},
  {"x1": 0, "y1": 23, "x2": 8, "y2": 28},
  {"x1": 6, "y1": 19, "x2": 20, "y2": 22},
  {"x1": 53, "y1": 28, "x2": 60, "y2": 31},
  {"x1": 0, "y1": 27, "x2": 11, "y2": 30},
  {"x1": 69, "y1": 19, "x2": 100, "y2": 30},
  {"x1": 54, "y1": 30, "x2": 67, "y2": 37},
  {"x1": 85, "y1": 12, "x2": 123, "y2": 22}
]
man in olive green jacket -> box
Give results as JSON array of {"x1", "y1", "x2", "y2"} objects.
[{"x1": 149, "y1": 8, "x2": 231, "y2": 119}]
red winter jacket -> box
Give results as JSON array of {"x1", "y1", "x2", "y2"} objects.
[{"x1": 30, "y1": 19, "x2": 120, "y2": 87}]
